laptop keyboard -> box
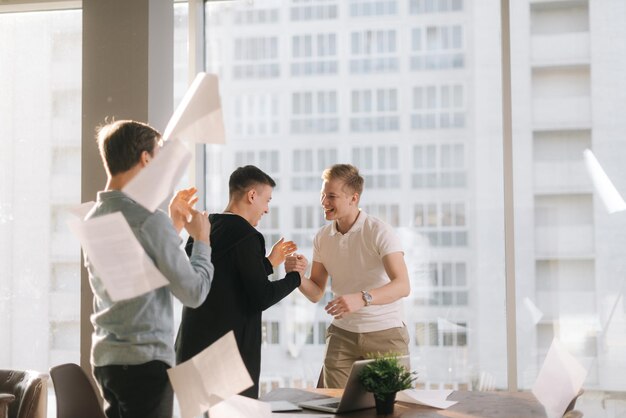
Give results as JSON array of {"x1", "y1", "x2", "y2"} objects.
[{"x1": 321, "y1": 401, "x2": 341, "y2": 409}]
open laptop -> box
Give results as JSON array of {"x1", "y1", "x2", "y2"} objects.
[{"x1": 298, "y1": 356, "x2": 410, "y2": 414}]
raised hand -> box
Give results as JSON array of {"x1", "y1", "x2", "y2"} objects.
[
  {"x1": 169, "y1": 187, "x2": 199, "y2": 233},
  {"x1": 267, "y1": 237, "x2": 298, "y2": 267}
]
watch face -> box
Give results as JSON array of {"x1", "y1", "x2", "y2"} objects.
[{"x1": 363, "y1": 291, "x2": 372, "y2": 304}]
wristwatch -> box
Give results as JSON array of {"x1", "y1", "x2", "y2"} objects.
[{"x1": 361, "y1": 290, "x2": 373, "y2": 306}]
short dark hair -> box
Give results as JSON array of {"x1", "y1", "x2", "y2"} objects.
[
  {"x1": 229, "y1": 165, "x2": 276, "y2": 200},
  {"x1": 96, "y1": 120, "x2": 161, "y2": 176}
]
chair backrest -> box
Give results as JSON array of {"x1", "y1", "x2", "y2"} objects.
[
  {"x1": 0, "y1": 370, "x2": 48, "y2": 418},
  {"x1": 49, "y1": 363, "x2": 106, "y2": 418},
  {"x1": 1, "y1": 394, "x2": 16, "y2": 418}
]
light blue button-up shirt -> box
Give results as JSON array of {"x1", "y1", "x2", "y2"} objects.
[{"x1": 85, "y1": 190, "x2": 213, "y2": 367}]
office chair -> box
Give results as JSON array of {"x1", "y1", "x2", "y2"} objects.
[
  {"x1": 49, "y1": 363, "x2": 106, "y2": 418},
  {"x1": 0, "y1": 369, "x2": 48, "y2": 418},
  {"x1": 0, "y1": 394, "x2": 15, "y2": 418}
]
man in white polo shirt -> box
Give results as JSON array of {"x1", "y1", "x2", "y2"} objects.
[{"x1": 291, "y1": 163, "x2": 410, "y2": 388}]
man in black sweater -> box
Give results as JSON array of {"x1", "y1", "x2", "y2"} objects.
[{"x1": 175, "y1": 165, "x2": 307, "y2": 398}]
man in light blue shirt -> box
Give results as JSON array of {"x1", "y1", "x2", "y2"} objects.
[{"x1": 85, "y1": 120, "x2": 213, "y2": 418}]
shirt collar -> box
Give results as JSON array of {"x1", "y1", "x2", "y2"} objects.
[
  {"x1": 96, "y1": 189, "x2": 135, "y2": 203},
  {"x1": 329, "y1": 210, "x2": 367, "y2": 236}
]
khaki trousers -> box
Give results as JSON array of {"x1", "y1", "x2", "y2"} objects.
[{"x1": 323, "y1": 324, "x2": 410, "y2": 389}]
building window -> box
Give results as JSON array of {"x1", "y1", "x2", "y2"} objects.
[
  {"x1": 292, "y1": 322, "x2": 315, "y2": 345},
  {"x1": 411, "y1": 25, "x2": 464, "y2": 70},
  {"x1": 277, "y1": 321, "x2": 330, "y2": 347},
  {"x1": 231, "y1": 94, "x2": 280, "y2": 137},
  {"x1": 259, "y1": 207, "x2": 281, "y2": 229},
  {"x1": 262, "y1": 321, "x2": 280, "y2": 345},
  {"x1": 1, "y1": 8, "x2": 82, "y2": 376},
  {"x1": 234, "y1": 149, "x2": 280, "y2": 191},
  {"x1": 352, "y1": 146, "x2": 401, "y2": 189},
  {"x1": 415, "y1": 320, "x2": 468, "y2": 347},
  {"x1": 415, "y1": 261, "x2": 468, "y2": 306},
  {"x1": 292, "y1": 148, "x2": 338, "y2": 191},
  {"x1": 291, "y1": 34, "x2": 338, "y2": 76},
  {"x1": 317, "y1": 321, "x2": 329, "y2": 345},
  {"x1": 293, "y1": 205, "x2": 326, "y2": 248},
  {"x1": 414, "y1": 202, "x2": 467, "y2": 247},
  {"x1": 409, "y1": 0, "x2": 463, "y2": 14},
  {"x1": 234, "y1": 8, "x2": 280, "y2": 24},
  {"x1": 233, "y1": 37, "x2": 279, "y2": 79},
  {"x1": 350, "y1": 88, "x2": 399, "y2": 132},
  {"x1": 350, "y1": 29, "x2": 398, "y2": 74},
  {"x1": 412, "y1": 143, "x2": 466, "y2": 188},
  {"x1": 362, "y1": 204, "x2": 401, "y2": 227},
  {"x1": 291, "y1": 91, "x2": 339, "y2": 134},
  {"x1": 290, "y1": 0, "x2": 338, "y2": 21},
  {"x1": 350, "y1": 0, "x2": 397, "y2": 17},
  {"x1": 411, "y1": 84, "x2": 465, "y2": 129}
]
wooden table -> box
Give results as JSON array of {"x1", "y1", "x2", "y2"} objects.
[{"x1": 262, "y1": 388, "x2": 548, "y2": 417}]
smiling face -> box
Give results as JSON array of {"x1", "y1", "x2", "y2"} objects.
[
  {"x1": 320, "y1": 178, "x2": 359, "y2": 223},
  {"x1": 248, "y1": 183, "x2": 273, "y2": 227}
]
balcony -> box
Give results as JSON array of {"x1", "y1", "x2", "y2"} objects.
[
  {"x1": 534, "y1": 224, "x2": 594, "y2": 257},
  {"x1": 531, "y1": 32, "x2": 590, "y2": 67},
  {"x1": 532, "y1": 96, "x2": 591, "y2": 130},
  {"x1": 534, "y1": 160, "x2": 592, "y2": 194}
]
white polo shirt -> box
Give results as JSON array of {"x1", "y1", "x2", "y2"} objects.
[{"x1": 313, "y1": 210, "x2": 405, "y2": 333}]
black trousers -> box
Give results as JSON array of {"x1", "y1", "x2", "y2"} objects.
[{"x1": 93, "y1": 360, "x2": 173, "y2": 418}]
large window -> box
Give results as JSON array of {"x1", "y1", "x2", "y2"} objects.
[
  {"x1": 5, "y1": 1, "x2": 626, "y2": 418},
  {"x1": 204, "y1": 0, "x2": 506, "y2": 398},
  {"x1": 0, "y1": 8, "x2": 82, "y2": 414},
  {"x1": 510, "y1": 2, "x2": 626, "y2": 416}
]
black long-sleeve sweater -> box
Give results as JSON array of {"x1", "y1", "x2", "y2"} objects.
[{"x1": 175, "y1": 213, "x2": 301, "y2": 398}]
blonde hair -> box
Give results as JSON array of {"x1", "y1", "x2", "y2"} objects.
[{"x1": 321, "y1": 164, "x2": 364, "y2": 197}]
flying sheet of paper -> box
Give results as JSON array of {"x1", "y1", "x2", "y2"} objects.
[
  {"x1": 66, "y1": 201, "x2": 96, "y2": 219},
  {"x1": 532, "y1": 338, "x2": 587, "y2": 418},
  {"x1": 208, "y1": 395, "x2": 271, "y2": 418},
  {"x1": 163, "y1": 72, "x2": 226, "y2": 144},
  {"x1": 122, "y1": 138, "x2": 192, "y2": 212},
  {"x1": 67, "y1": 212, "x2": 168, "y2": 301},
  {"x1": 168, "y1": 331, "x2": 254, "y2": 418},
  {"x1": 396, "y1": 389, "x2": 457, "y2": 409},
  {"x1": 583, "y1": 149, "x2": 626, "y2": 214}
]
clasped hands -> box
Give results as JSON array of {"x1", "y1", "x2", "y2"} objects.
[{"x1": 271, "y1": 239, "x2": 308, "y2": 278}]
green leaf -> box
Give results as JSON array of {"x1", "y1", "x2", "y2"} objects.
[{"x1": 358, "y1": 354, "x2": 417, "y2": 398}]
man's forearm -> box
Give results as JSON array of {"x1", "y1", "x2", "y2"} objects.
[
  {"x1": 299, "y1": 277, "x2": 325, "y2": 303},
  {"x1": 368, "y1": 276, "x2": 410, "y2": 305}
]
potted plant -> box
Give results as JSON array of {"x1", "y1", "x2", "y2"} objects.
[{"x1": 359, "y1": 354, "x2": 417, "y2": 415}]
